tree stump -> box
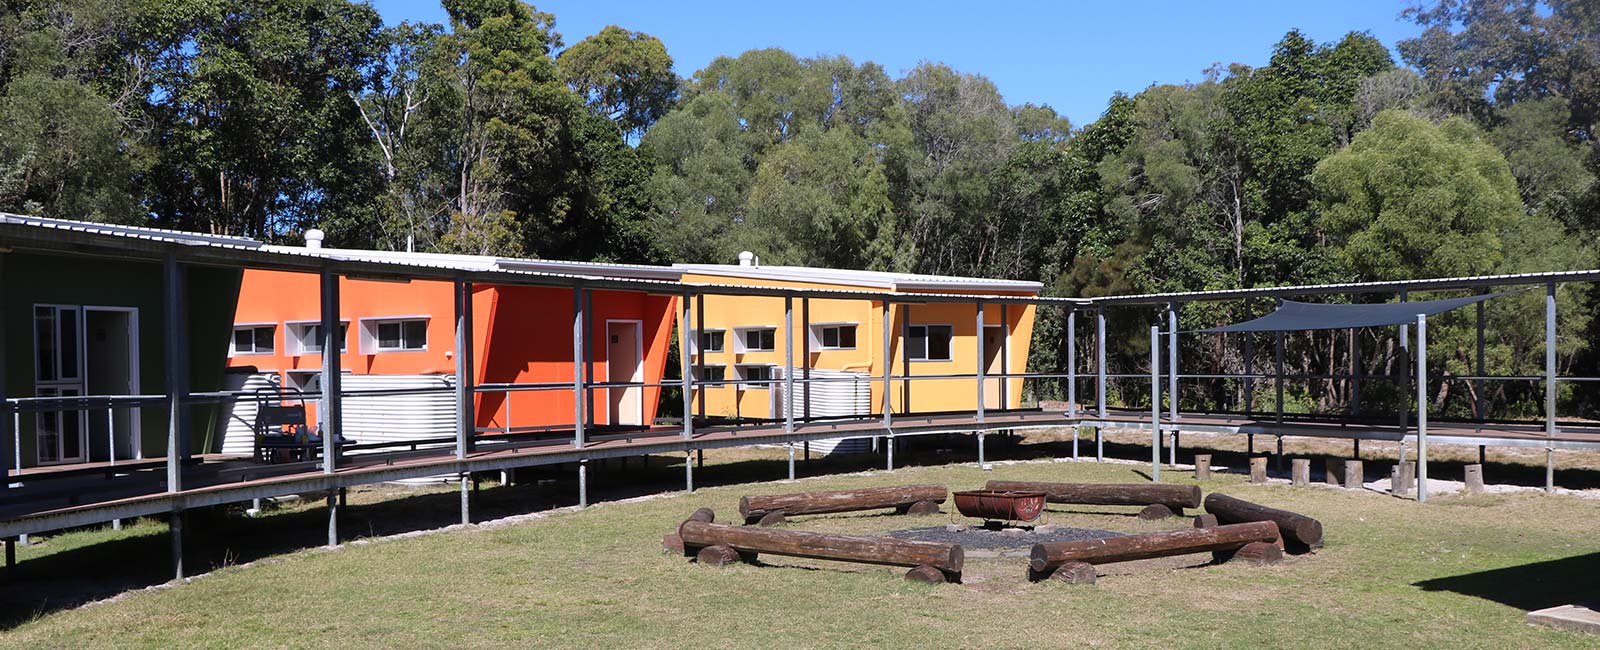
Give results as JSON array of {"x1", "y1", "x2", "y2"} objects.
[
  {"x1": 696, "y1": 544, "x2": 743, "y2": 566},
  {"x1": 1291, "y1": 459, "x2": 1310, "y2": 486},
  {"x1": 1392, "y1": 461, "x2": 1415, "y2": 496},
  {"x1": 1343, "y1": 460, "x2": 1364, "y2": 489},
  {"x1": 902, "y1": 500, "x2": 942, "y2": 516},
  {"x1": 662, "y1": 534, "x2": 685, "y2": 555},
  {"x1": 1215, "y1": 540, "x2": 1283, "y2": 565},
  {"x1": 1194, "y1": 454, "x2": 1212, "y2": 480},
  {"x1": 756, "y1": 511, "x2": 787, "y2": 527},
  {"x1": 1464, "y1": 464, "x2": 1485, "y2": 495},
  {"x1": 1137, "y1": 504, "x2": 1175, "y2": 520},
  {"x1": 688, "y1": 507, "x2": 716, "y2": 523},
  {"x1": 1049, "y1": 561, "x2": 1097, "y2": 585},
  {"x1": 904, "y1": 564, "x2": 948, "y2": 584},
  {"x1": 1250, "y1": 456, "x2": 1268, "y2": 484},
  {"x1": 1193, "y1": 513, "x2": 1218, "y2": 529}
]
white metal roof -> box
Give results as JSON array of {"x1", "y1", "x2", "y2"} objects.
[
  {"x1": 0, "y1": 213, "x2": 266, "y2": 249},
  {"x1": 674, "y1": 263, "x2": 1043, "y2": 293},
  {"x1": 261, "y1": 245, "x2": 685, "y2": 281}
]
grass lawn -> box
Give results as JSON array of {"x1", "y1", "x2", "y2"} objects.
[{"x1": 3, "y1": 432, "x2": 1598, "y2": 648}]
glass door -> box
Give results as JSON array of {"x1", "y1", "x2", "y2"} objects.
[{"x1": 34, "y1": 305, "x2": 88, "y2": 464}]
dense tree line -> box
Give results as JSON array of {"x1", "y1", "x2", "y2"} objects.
[{"x1": 2, "y1": 0, "x2": 1597, "y2": 417}]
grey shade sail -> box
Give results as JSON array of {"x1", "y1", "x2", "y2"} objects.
[{"x1": 1193, "y1": 291, "x2": 1524, "y2": 333}]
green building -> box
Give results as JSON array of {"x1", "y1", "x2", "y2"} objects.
[{"x1": 2, "y1": 216, "x2": 243, "y2": 470}]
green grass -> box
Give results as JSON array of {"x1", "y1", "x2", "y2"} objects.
[{"x1": 2, "y1": 434, "x2": 1597, "y2": 647}]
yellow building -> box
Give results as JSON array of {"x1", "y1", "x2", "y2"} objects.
[{"x1": 676, "y1": 254, "x2": 1041, "y2": 423}]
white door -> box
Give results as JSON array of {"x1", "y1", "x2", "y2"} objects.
[
  {"x1": 983, "y1": 324, "x2": 1006, "y2": 410},
  {"x1": 33, "y1": 305, "x2": 88, "y2": 464},
  {"x1": 606, "y1": 321, "x2": 644, "y2": 426}
]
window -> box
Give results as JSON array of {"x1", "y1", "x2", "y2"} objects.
[
  {"x1": 740, "y1": 328, "x2": 776, "y2": 352},
  {"x1": 819, "y1": 325, "x2": 857, "y2": 350},
  {"x1": 698, "y1": 330, "x2": 725, "y2": 353},
  {"x1": 231, "y1": 325, "x2": 276, "y2": 356},
  {"x1": 696, "y1": 365, "x2": 726, "y2": 384},
  {"x1": 374, "y1": 319, "x2": 427, "y2": 351},
  {"x1": 738, "y1": 365, "x2": 776, "y2": 387},
  {"x1": 290, "y1": 322, "x2": 349, "y2": 355},
  {"x1": 907, "y1": 325, "x2": 953, "y2": 361}
]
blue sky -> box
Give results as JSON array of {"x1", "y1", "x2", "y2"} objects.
[{"x1": 368, "y1": 1, "x2": 1424, "y2": 127}]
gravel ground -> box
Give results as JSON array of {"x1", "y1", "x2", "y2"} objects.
[{"x1": 887, "y1": 525, "x2": 1123, "y2": 550}]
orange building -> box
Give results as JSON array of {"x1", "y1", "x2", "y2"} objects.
[{"x1": 220, "y1": 237, "x2": 680, "y2": 451}]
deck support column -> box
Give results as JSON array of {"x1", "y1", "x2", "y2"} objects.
[
  {"x1": 459, "y1": 473, "x2": 471, "y2": 524},
  {"x1": 787, "y1": 442, "x2": 795, "y2": 480},
  {"x1": 164, "y1": 255, "x2": 188, "y2": 582},
  {"x1": 1094, "y1": 427, "x2": 1103, "y2": 462},
  {"x1": 1243, "y1": 299, "x2": 1255, "y2": 417},
  {"x1": 1150, "y1": 325, "x2": 1161, "y2": 483},
  {"x1": 1545, "y1": 281, "x2": 1557, "y2": 493},
  {"x1": 1475, "y1": 291, "x2": 1487, "y2": 429},
  {"x1": 887, "y1": 434, "x2": 894, "y2": 471},
  {"x1": 572, "y1": 288, "x2": 586, "y2": 449},
  {"x1": 319, "y1": 268, "x2": 341, "y2": 472},
  {"x1": 680, "y1": 291, "x2": 693, "y2": 440},
  {"x1": 578, "y1": 460, "x2": 588, "y2": 508},
  {"x1": 1067, "y1": 308, "x2": 1077, "y2": 419},
  {"x1": 1398, "y1": 290, "x2": 1410, "y2": 433},
  {"x1": 327, "y1": 490, "x2": 340, "y2": 547},
  {"x1": 1417, "y1": 314, "x2": 1429, "y2": 503},
  {"x1": 977, "y1": 432, "x2": 986, "y2": 466},
  {"x1": 1273, "y1": 331, "x2": 1284, "y2": 425},
  {"x1": 170, "y1": 510, "x2": 183, "y2": 580},
  {"x1": 684, "y1": 450, "x2": 694, "y2": 492},
  {"x1": 695, "y1": 294, "x2": 706, "y2": 420},
  {"x1": 1167, "y1": 304, "x2": 1178, "y2": 423}
]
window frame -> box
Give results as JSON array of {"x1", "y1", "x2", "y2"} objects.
[
  {"x1": 907, "y1": 324, "x2": 954, "y2": 362},
  {"x1": 695, "y1": 329, "x2": 726, "y2": 354},
  {"x1": 735, "y1": 326, "x2": 778, "y2": 352},
  {"x1": 360, "y1": 316, "x2": 430, "y2": 353},
  {"x1": 286, "y1": 320, "x2": 350, "y2": 356},
  {"x1": 735, "y1": 364, "x2": 778, "y2": 390},
  {"x1": 229, "y1": 323, "x2": 277, "y2": 357},
  {"x1": 695, "y1": 364, "x2": 727, "y2": 385}
]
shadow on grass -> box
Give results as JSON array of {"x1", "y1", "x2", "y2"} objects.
[{"x1": 1414, "y1": 552, "x2": 1600, "y2": 611}]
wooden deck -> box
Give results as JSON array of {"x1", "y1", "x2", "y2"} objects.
[{"x1": 4, "y1": 407, "x2": 1597, "y2": 539}]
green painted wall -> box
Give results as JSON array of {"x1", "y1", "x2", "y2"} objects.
[{"x1": 2, "y1": 252, "x2": 241, "y2": 467}]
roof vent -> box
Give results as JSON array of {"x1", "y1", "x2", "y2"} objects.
[
  {"x1": 738, "y1": 251, "x2": 757, "y2": 267},
  {"x1": 305, "y1": 228, "x2": 325, "y2": 250}
]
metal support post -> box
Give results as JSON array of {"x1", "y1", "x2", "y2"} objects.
[
  {"x1": 1475, "y1": 290, "x2": 1486, "y2": 428},
  {"x1": 696, "y1": 294, "x2": 707, "y2": 419},
  {"x1": 887, "y1": 434, "x2": 895, "y2": 471},
  {"x1": 327, "y1": 490, "x2": 340, "y2": 546},
  {"x1": 170, "y1": 510, "x2": 183, "y2": 580},
  {"x1": 1417, "y1": 314, "x2": 1429, "y2": 503},
  {"x1": 976, "y1": 303, "x2": 986, "y2": 423},
  {"x1": 1096, "y1": 308, "x2": 1107, "y2": 418},
  {"x1": 164, "y1": 255, "x2": 188, "y2": 492},
  {"x1": 881, "y1": 299, "x2": 893, "y2": 427},
  {"x1": 684, "y1": 450, "x2": 694, "y2": 492},
  {"x1": 801, "y1": 297, "x2": 812, "y2": 420},
  {"x1": 454, "y1": 280, "x2": 474, "y2": 457},
  {"x1": 1545, "y1": 281, "x2": 1557, "y2": 492},
  {"x1": 784, "y1": 296, "x2": 795, "y2": 433},
  {"x1": 459, "y1": 473, "x2": 471, "y2": 524},
  {"x1": 1067, "y1": 308, "x2": 1077, "y2": 418},
  {"x1": 1167, "y1": 304, "x2": 1178, "y2": 422},
  {"x1": 1150, "y1": 325, "x2": 1161, "y2": 482},
  {"x1": 787, "y1": 442, "x2": 795, "y2": 480},
  {"x1": 319, "y1": 268, "x2": 341, "y2": 472},
  {"x1": 1000, "y1": 303, "x2": 1010, "y2": 408},
  {"x1": 977, "y1": 432, "x2": 986, "y2": 466},
  {"x1": 578, "y1": 460, "x2": 589, "y2": 508},
  {"x1": 680, "y1": 291, "x2": 693, "y2": 439},
  {"x1": 1274, "y1": 331, "x2": 1284, "y2": 425},
  {"x1": 572, "y1": 288, "x2": 586, "y2": 448},
  {"x1": 1398, "y1": 290, "x2": 1410, "y2": 432}
]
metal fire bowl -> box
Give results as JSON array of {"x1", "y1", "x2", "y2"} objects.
[{"x1": 952, "y1": 489, "x2": 1047, "y2": 522}]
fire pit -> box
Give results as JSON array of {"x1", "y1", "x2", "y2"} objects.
[{"x1": 953, "y1": 489, "x2": 1046, "y2": 523}]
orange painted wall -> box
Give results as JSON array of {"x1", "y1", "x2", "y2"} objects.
[{"x1": 229, "y1": 270, "x2": 675, "y2": 432}]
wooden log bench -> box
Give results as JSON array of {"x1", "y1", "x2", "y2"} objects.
[
  {"x1": 677, "y1": 520, "x2": 964, "y2": 583},
  {"x1": 662, "y1": 508, "x2": 716, "y2": 554},
  {"x1": 1202, "y1": 493, "x2": 1323, "y2": 554},
  {"x1": 985, "y1": 480, "x2": 1201, "y2": 517},
  {"x1": 738, "y1": 484, "x2": 947, "y2": 525},
  {"x1": 1028, "y1": 521, "x2": 1282, "y2": 581}
]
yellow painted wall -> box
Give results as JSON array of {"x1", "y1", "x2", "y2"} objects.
[{"x1": 678, "y1": 272, "x2": 1036, "y2": 420}]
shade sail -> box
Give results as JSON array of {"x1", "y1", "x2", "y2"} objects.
[{"x1": 1194, "y1": 291, "x2": 1523, "y2": 333}]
